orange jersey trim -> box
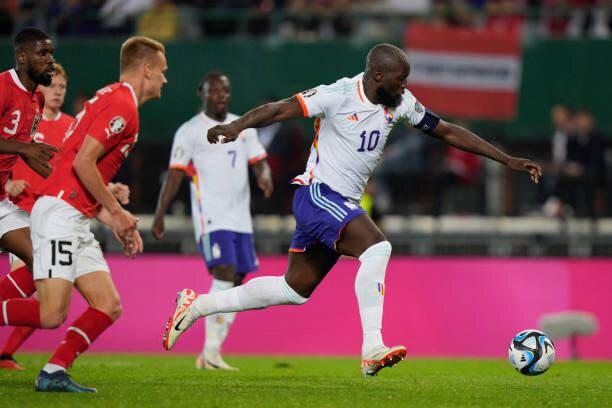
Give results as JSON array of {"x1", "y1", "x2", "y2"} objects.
[
  {"x1": 308, "y1": 118, "x2": 321, "y2": 181},
  {"x1": 288, "y1": 248, "x2": 306, "y2": 253},
  {"x1": 248, "y1": 153, "x2": 268, "y2": 165},
  {"x1": 170, "y1": 163, "x2": 196, "y2": 177},
  {"x1": 295, "y1": 93, "x2": 309, "y2": 117},
  {"x1": 291, "y1": 177, "x2": 308, "y2": 185},
  {"x1": 169, "y1": 164, "x2": 189, "y2": 171},
  {"x1": 357, "y1": 80, "x2": 365, "y2": 103}
]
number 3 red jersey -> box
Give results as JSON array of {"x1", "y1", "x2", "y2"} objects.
[
  {"x1": 10, "y1": 112, "x2": 74, "y2": 213},
  {"x1": 0, "y1": 69, "x2": 45, "y2": 200},
  {"x1": 40, "y1": 82, "x2": 139, "y2": 217}
]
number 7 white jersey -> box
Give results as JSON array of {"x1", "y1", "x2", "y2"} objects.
[
  {"x1": 169, "y1": 112, "x2": 267, "y2": 239},
  {"x1": 293, "y1": 72, "x2": 436, "y2": 202}
]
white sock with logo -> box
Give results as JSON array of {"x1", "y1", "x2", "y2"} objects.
[
  {"x1": 355, "y1": 241, "x2": 392, "y2": 358},
  {"x1": 203, "y1": 279, "x2": 235, "y2": 356},
  {"x1": 193, "y1": 276, "x2": 307, "y2": 318}
]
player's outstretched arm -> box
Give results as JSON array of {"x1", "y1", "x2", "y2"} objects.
[
  {"x1": 208, "y1": 97, "x2": 303, "y2": 144},
  {"x1": 152, "y1": 168, "x2": 186, "y2": 240},
  {"x1": 428, "y1": 119, "x2": 542, "y2": 184},
  {"x1": 252, "y1": 158, "x2": 273, "y2": 198}
]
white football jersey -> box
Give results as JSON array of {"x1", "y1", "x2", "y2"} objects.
[
  {"x1": 293, "y1": 72, "x2": 433, "y2": 202},
  {"x1": 169, "y1": 112, "x2": 267, "y2": 239}
]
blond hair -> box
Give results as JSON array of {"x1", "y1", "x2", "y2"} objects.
[
  {"x1": 53, "y1": 63, "x2": 67, "y2": 81},
  {"x1": 120, "y1": 36, "x2": 165, "y2": 74}
]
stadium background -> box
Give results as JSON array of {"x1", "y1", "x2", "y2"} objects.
[{"x1": 0, "y1": 0, "x2": 611, "y2": 368}]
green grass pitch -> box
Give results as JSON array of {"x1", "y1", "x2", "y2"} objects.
[{"x1": 1, "y1": 354, "x2": 610, "y2": 407}]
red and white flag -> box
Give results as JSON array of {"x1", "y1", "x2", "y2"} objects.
[{"x1": 405, "y1": 23, "x2": 522, "y2": 120}]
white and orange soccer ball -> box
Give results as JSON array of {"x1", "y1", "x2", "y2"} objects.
[{"x1": 508, "y1": 329, "x2": 555, "y2": 376}]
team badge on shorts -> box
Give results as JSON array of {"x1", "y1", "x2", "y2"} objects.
[
  {"x1": 109, "y1": 116, "x2": 126, "y2": 135},
  {"x1": 212, "y1": 243, "x2": 222, "y2": 259}
]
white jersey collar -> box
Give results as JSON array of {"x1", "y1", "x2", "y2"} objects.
[
  {"x1": 43, "y1": 111, "x2": 62, "y2": 121},
  {"x1": 9, "y1": 69, "x2": 28, "y2": 92}
]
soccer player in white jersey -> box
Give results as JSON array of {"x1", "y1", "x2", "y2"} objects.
[
  {"x1": 153, "y1": 71, "x2": 273, "y2": 370},
  {"x1": 163, "y1": 44, "x2": 542, "y2": 376}
]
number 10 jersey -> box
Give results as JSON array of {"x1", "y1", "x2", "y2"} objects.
[{"x1": 293, "y1": 72, "x2": 433, "y2": 203}]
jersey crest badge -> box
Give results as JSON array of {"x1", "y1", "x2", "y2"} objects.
[
  {"x1": 301, "y1": 89, "x2": 317, "y2": 98},
  {"x1": 173, "y1": 146, "x2": 184, "y2": 159},
  {"x1": 414, "y1": 101, "x2": 424, "y2": 114},
  {"x1": 109, "y1": 116, "x2": 126, "y2": 135}
]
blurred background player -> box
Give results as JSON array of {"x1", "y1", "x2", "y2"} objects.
[
  {"x1": 163, "y1": 43, "x2": 542, "y2": 377},
  {"x1": 0, "y1": 28, "x2": 58, "y2": 304},
  {"x1": 0, "y1": 63, "x2": 130, "y2": 370},
  {"x1": 152, "y1": 71, "x2": 273, "y2": 371},
  {"x1": 0, "y1": 36, "x2": 167, "y2": 393}
]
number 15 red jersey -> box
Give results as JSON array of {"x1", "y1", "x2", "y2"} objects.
[{"x1": 39, "y1": 82, "x2": 139, "y2": 217}]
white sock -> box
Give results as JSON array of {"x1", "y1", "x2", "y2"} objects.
[
  {"x1": 203, "y1": 279, "x2": 235, "y2": 355},
  {"x1": 42, "y1": 363, "x2": 66, "y2": 374},
  {"x1": 355, "y1": 241, "x2": 392, "y2": 357},
  {"x1": 193, "y1": 276, "x2": 307, "y2": 318}
]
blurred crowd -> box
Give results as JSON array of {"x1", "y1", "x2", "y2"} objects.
[
  {"x1": 433, "y1": 0, "x2": 612, "y2": 38},
  {"x1": 1, "y1": 0, "x2": 611, "y2": 39},
  {"x1": 541, "y1": 105, "x2": 607, "y2": 219}
]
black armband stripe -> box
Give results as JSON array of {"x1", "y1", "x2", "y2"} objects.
[{"x1": 414, "y1": 110, "x2": 440, "y2": 134}]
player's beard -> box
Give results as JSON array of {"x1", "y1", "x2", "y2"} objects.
[
  {"x1": 376, "y1": 86, "x2": 402, "y2": 108},
  {"x1": 29, "y1": 66, "x2": 52, "y2": 87}
]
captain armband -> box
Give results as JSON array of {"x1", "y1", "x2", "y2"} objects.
[{"x1": 414, "y1": 110, "x2": 440, "y2": 135}]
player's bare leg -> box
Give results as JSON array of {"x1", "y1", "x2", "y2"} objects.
[
  {"x1": 35, "y1": 272, "x2": 118, "y2": 393},
  {"x1": 164, "y1": 243, "x2": 337, "y2": 350},
  {"x1": 336, "y1": 214, "x2": 406, "y2": 376},
  {"x1": 0, "y1": 228, "x2": 36, "y2": 300},
  {"x1": 196, "y1": 264, "x2": 243, "y2": 371}
]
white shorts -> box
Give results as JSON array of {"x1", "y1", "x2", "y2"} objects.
[
  {"x1": 0, "y1": 197, "x2": 30, "y2": 239},
  {"x1": 31, "y1": 196, "x2": 109, "y2": 282}
]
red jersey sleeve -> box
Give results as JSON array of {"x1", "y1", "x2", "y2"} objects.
[
  {"x1": 86, "y1": 99, "x2": 135, "y2": 151},
  {"x1": 0, "y1": 79, "x2": 7, "y2": 118}
]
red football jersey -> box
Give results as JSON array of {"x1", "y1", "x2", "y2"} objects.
[
  {"x1": 40, "y1": 82, "x2": 139, "y2": 217},
  {"x1": 0, "y1": 69, "x2": 45, "y2": 199},
  {"x1": 10, "y1": 112, "x2": 74, "y2": 213}
]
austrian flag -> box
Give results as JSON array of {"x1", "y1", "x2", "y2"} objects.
[{"x1": 405, "y1": 23, "x2": 522, "y2": 119}]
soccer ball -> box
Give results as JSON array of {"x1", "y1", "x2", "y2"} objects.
[{"x1": 508, "y1": 329, "x2": 555, "y2": 376}]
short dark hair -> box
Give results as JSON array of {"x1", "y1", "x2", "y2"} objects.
[
  {"x1": 13, "y1": 27, "x2": 50, "y2": 51},
  {"x1": 120, "y1": 36, "x2": 165, "y2": 74},
  {"x1": 197, "y1": 71, "x2": 227, "y2": 95}
]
